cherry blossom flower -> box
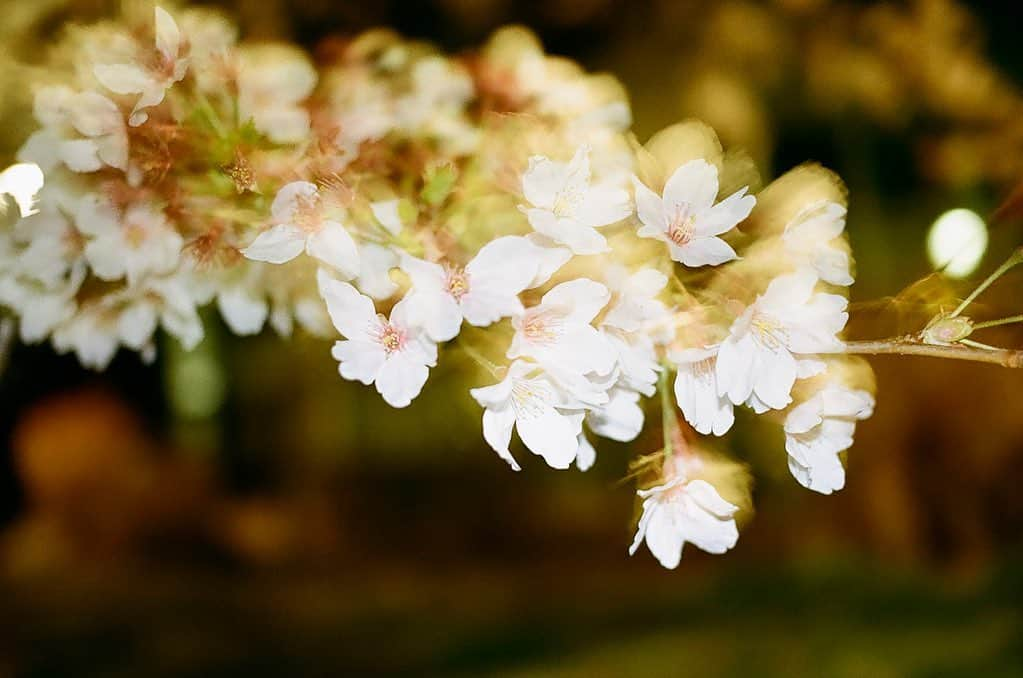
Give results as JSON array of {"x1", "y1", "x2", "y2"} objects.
[
  {"x1": 784, "y1": 383, "x2": 875, "y2": 494},
  {"x1": 508, "y1": 278, "x2": 617, "y2": 378},
  {"x1": 716, "y1": 270, "x2": 848, "y2": 411},
  {"x1": 318, "y1": 270, "x2": 437, "y2": 408},
  {"x1": 470, "y1": 360, "x2": 590, "y2": 470},
  {"x1": 520, "y1": 146, "x2": 631, "y2": 255},
  {"x1": 600, "y1": 265, "x2": 672, "y2": 396},
  {"x1": 75, "y1": 196, "x2": 182, "y2": 286},
  {"x1": 672, "y1": 347, "x2": 735, "y2": 436},
  {"x1": 633, "y1": 159, "x2": 755, "y2": 267},
  {"x1": 355, "y1": 243, "x2": 399, "y2": 300},
  {"x1": 0, "y1": 262, "x2": 85, "y2": 344},
  {"x1": 242, "y1": 181, "x2": 360, "y2": 277},
  {"x1": 17, "y1": 88, "x2": 128, "y2": 173},
  {"x1": 630, "y1": 467, "x2": 740, "y2": 569},
  {"x1": 783, "y1": 200, "x2": 853, "y2": 286},
  {"x1": 399, "y1": 235, "x2": 569, "y2": 342},
  {"x1": 94, "y1": 7, "x2": 189, "y2": 127}
]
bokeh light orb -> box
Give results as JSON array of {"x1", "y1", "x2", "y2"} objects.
[{"x1": 926, "y1": 208, "x2": 988, "y2": 279}]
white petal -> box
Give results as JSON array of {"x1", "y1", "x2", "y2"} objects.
[
  {"x1": 241, "y1": 224, "x2": 307, "y2": 264},
  {"x1": 316, "y1": 270, "x2": 379, "y2": 339},
  {"x1": 375, "y1": 351, "x2": 430, "y2": 408},
  {"x1": 332, "y1": 339, "x2": 386, "y2": 385},
  {"x1": 575, "y1": 433, "x2": 596, "y2": 471},
  {"x1": 632, "y1": 176, "x2": 667, "y2": 233},
  {"x1": 516, "y1": 407, "x2": 583, "y2": 470},
  {"x1": 539, "y1": 278, "x2": 609, "y2": 324},
  {"x1": 218, "y1": 285, "x2": 268, "y2": 335},
  {"x1": 306, "y1": 220, "x2": 360, "y2": 278},
  {"x1": 482, "y1": 406, "x2": 520, "y2": 471},
  {"x1": 695, "y1": 188, "x2": 755, "y2": 237},
  {"x1": 370, "y1": 199, "x2": 404, "y2": 235},
  {"x1": 663, "y1": 159, "x2": 719, "y2": 214},
  {"x1": 94, "y1": 64, "x2": 151, "y2": 94},
  {"x1": 155, "y1": 6, "x2": 182, "y2": 62},
  {"x1": 271, "y1": 181, "x2": 318, "y2": 223},
  {"x1": 670, "y1": 236, "x2": 737, "y2": 267}
]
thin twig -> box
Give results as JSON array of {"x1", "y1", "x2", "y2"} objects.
[
  {"x1": 950, "y1": 249, "x2": 1023, "y2": 318},
  {"x1": 842, "y1": 338, "x2": 1023, "y2": 367}
]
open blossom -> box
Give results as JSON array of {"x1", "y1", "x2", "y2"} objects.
[
  {"x1": 601, "y1": 266, "x2": 671, "y2": 396},
  {"x1": 783, "y1": 200, "x2": 853, "y2": 286},
  {"x1": 17, "y1": 88, "x2": 128, "y2": 173},
  {"x1": 633, "y1": 159, "x2": 754, "y2": 267},
  {"x1": 672, "y1": 347, "x2": 735, "y2": 436},
  {"x1": 520, "y1": 146, "x2": 631, "y2": 255},
  {"x1": 470, "y1": 360, "x2": 591, "y2": 471},
  {"x1": 630, "y1": 464, "x2": 740, "y2": 569},
  {"x1": 716, "y1": 270, "x2": 848, "y2": 412},
  {"x1": 318, "y1": 270, "x2": 437, "y2": 408},
  {"x1": 399, "y1": 236, "x2": 569, "y2": 342},
  {"x1": 76, "y1": 197, "x2": 182, "y2": 286},
  {"x1": 94, "y1": 7, "x2": 189, "y2": 127},
  {"x1": 242, "y1": 181, "x2": 360, "y2": 277},
  {"x1": 508, "y1": 278, "x2": 617, "y2": 379},
  {"x1": 784, "y1": 383, "x2": 875, "y2": 494}
]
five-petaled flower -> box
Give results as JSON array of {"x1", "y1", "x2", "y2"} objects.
[{"x1": 633, "y1": 159, "x2": 755, "y2": 267}]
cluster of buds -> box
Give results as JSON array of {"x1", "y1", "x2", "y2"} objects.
[{"x1": 0, "y1": 6, "x2": 877, "y2": 568}]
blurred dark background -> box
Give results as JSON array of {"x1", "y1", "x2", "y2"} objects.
[{"x1": 2, "y1": 1, "x2": 1023, "y2": 675}]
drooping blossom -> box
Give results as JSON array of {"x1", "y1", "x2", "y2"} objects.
[
  {"x1": 317, "y1": 270, "x2": 437, "y2": 408},
  {"x1": 633, "y1": 159, "x2": 755, "y2": 267},
  {"x1": 783, "y1": 200, "x2": 853, "y2": 286},
  {"x1": 672, "y1": 347, "x2": 735, "y2": 436},
  {"x1": 716, "y1": 270, "x2": 848, "y2": 411},
  {"x1": 784, "y1": 383, "x2": 875, "y2": 494},
  {"x1": 470, "y1": 360, "x2": 591, "y2": 471},
  {"x1": 242, "y1": 181, "x2": 360, "y2": 277},
  {"x1": 629, "y1": 456, "x2": 740, "y2": 569},
  {"x1": 520, "y1": 146, "x2": 631, "y2": 255}
]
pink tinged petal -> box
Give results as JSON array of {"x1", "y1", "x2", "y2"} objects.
[
  {"x1": 644, "y1": 503, "x2": 686, "y2": 569},
  {"x1": 59, "y1": 139, "x2": 103, "y2": 173},
  {"x1": 306, "y1": 221, "x2": 360, "y2": 278},
  {"x1": 695, "y1": 188, "x2": 756, "y2": 237},
  {"x1": 94, "y1": 64, "x2": 151, "y2": 95},
  {"x1": 375, "y1": 351, "x2": 430, "y2": 408},
  {"x1": 482, "y1": 406, "x2": 520, "y2": 471},
  {"x1": 332, "y1": 339, "x2": 386, "y2": 385},
  {"x1": 218, "y1": 286, "x2": 268, "y2": 335},
  {"x1": 516, "y1": 407, "x2": 583, "y2": 470},
  {"x1": 632, "y1": 176, "x2": 667, "y2": 233},
  {"x1": 271, "y1": 181, "x2": 318, "y2": 223},
  {"x1": 670, "y1": 236, "x2": 737, "y2": 267},
  {"x1": 154, "y1": 7, "x2": 181, "y2": 62},
  {"x1": 370, "y1": 199, "x2": 404, "y2": 235},
  {"x1": 242, "y1": 224, "x2": 306, "y2": 264},
  {"x1": 575, "y1": 433, "x2": 596, "y2": 471},
  {"x1": 663, "y1": 159, "x2": 719, "y2": 214},
  {"x1": 540, "y1": 278, "x2": 610, "y2": 324}
]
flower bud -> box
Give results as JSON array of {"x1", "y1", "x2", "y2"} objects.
[{"x1": 922, "y1": 315, "x2": 973, "y2": 345}]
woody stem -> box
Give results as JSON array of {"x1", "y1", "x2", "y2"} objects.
[{"x1": 842, "y1": 338, "x2": 1023, "y2": 367}]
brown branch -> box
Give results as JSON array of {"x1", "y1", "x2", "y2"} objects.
[{"x1": 843, "y1": 338, "x2": 1023, "y2": 368}]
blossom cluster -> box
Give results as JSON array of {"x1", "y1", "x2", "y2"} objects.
[{"x1": 0, "y1": 7, "x2": 876, "y2": 569}]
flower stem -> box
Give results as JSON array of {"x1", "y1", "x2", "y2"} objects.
[
  {"x1": 659, "y1": 366, "x2": 676, "y2": 462},
  {"x1": 950, "y1": 248, "x2": 1023, "y2": 318},
  {"x1": 842, "y1": 338, "x2": 1023, "y2": 367},
  {"x1": 971, "y1": 314, "x2": 1023, "y2": 330},
  {"x1": 460, "y1": 341, "x2": 502, "y2": 378}
]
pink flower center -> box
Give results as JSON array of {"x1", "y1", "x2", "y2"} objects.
[
  {"x1": 667, "y1": 205, "x2": 695, "y2": 245},
  {"x1": 445, "y1": 266, "x2": 471, "y2": 300},
  {"x1": 376, "y1": 318, "x2": 406, "y2": 354},
  {"x1": 292, "y1": 193, "x2": 323, "y2": 233}
]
